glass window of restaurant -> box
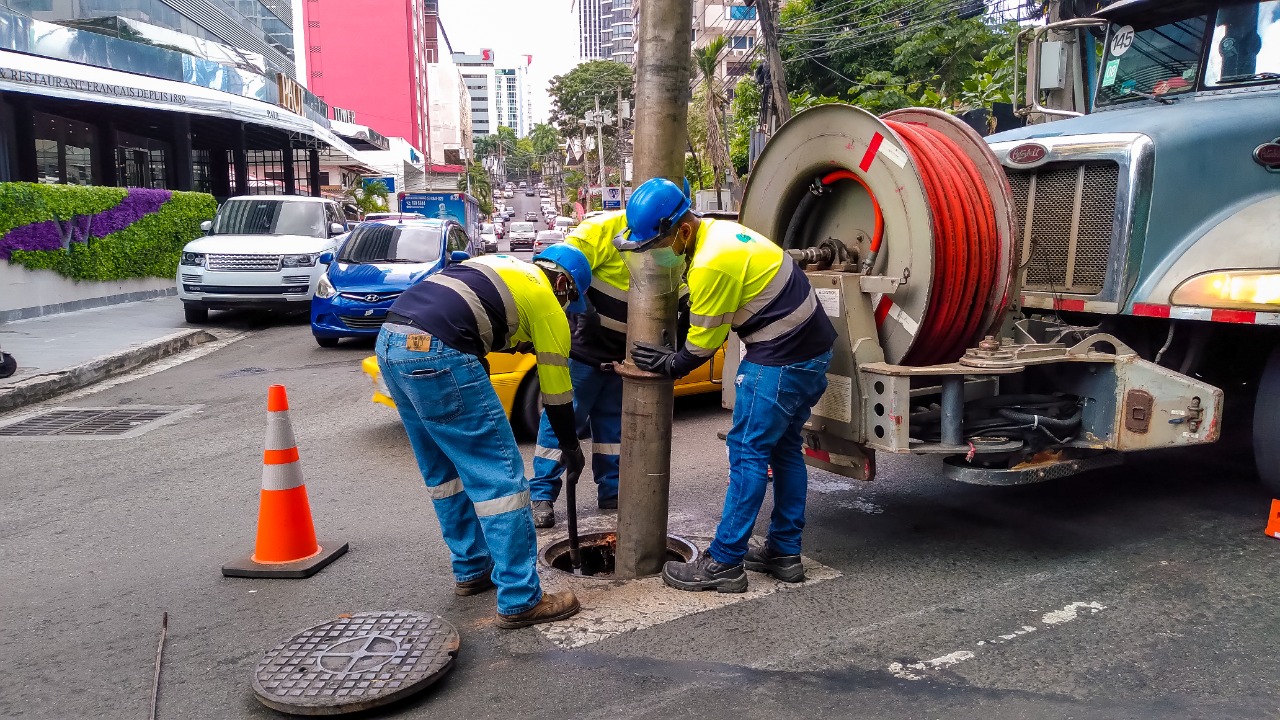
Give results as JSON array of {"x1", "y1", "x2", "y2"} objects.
[
  {"x1": 33, "y1": 112, "x2": 99, "y2": 185},
  {"x1": 116, "y1": 132, "x2": 170, "y2": 189}
]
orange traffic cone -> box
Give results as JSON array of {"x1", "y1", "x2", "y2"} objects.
[
  {"x1": 1266, "y1": 500, "x2": 1280, "y2": 540},
  {"x1": 222, "y1": 385, "x2": 348, "y2": 578}
]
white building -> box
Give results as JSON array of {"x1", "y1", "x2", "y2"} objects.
[
  {"x1": 692, "y1": 2, "x2": 761, "y2": 88},
  {"x1": 454, "y1": 52, "x2": 530, "y2": 138},
  {"x1": 427, "y1": 58, "x2": 474, "y2": 166},
  {"x1": 601, "y1": 0, "x2": 635, "y2": 64},
  {"x1": 579, "y1": 0, "x2": 605, "y2": 59}
]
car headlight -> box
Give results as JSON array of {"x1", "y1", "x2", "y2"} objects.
[
  {"x1": 315, "y1": 273, "x2": 337, "y2": 299},
  {"x1": 282, "y1": 253, "x2": 320, "y2": 268},
  {"x1": 1171, "y1": 269, "x2": 1280, "y2": 311},
  {"x1": 180, "y1": 252, "x2": 206, "y2": 267}
]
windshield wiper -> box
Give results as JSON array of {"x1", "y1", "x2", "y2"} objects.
[
  {"x1": 1120, "y1": 88, "x2": 1177, "y2": 105},
  {"x1": 1217, "y1": 72, "x2": 1280, "y2": 85}
]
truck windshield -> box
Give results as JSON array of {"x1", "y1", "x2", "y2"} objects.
[
  {"x1": 211, "y1": 199, "x2": 327, "y2": 237},
  {"x1": 337, "y1": 224, "x2": 442, "y2": 264},
  {"x1": 1097, "y1": 14, "x2": 1208, "y2": 106},
  {"x1": 1205, "y1": 1, "x2": 1280, "y2": 86}
]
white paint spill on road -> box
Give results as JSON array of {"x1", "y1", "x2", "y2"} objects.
[
  {"x1": 808, "y1": 478, "x2": 885, "y2": 514},
  {"x1": 809, "y1": 478, "x2": 858, "y2": 494},
  {"x1": 1042, "y1": 601, "x2": 1106, "y2": 625},
  {"x1": 838, "y1": 497, "x2": 885, "y2": 515},
  {"x1": 887, "y1": 602, "x2": 1107, "y2": 680}
]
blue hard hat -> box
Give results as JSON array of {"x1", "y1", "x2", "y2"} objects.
[
  {"x1": 619, "y1": 177, "x2": 693, "y2": 250},
  {"x1": 533, "y1": 243, "x2": 592, "y2": 313}
]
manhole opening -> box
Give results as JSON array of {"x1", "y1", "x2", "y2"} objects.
[
  {"x1": 0, "y1": 407, "x2": 187, "y2": 438},
  {"x1": 542, "y1": 531, "x2": 698, "y2": 579}
]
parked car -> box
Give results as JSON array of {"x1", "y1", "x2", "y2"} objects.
[
  {"x1": 533, "y1": 230, "x2": 564, "y2": 250},
  {"x1": 479, "y1": 230, "x2": 499, "y2": 253},
  {"x1": 524, "y1": 211, "x2": 538, "y2": 222},
  {"x1": 360, "y1": 346, "x2": 726, "y2": 438},
  {"x1": 503, "y1": 190, "x2": 514, "y2": 198},
  {"x1": 553, "y1": 216, "x2": 575, "y2": 233},
  {"x1": 178, "y1": 196, "x2": 348, "y2": 323},
  {"x1": 507, "y1": 221, "x2": 537, "y2": 250},
  {"x1": 310, "y1": 218, "x2": 480, "y2": 347}
]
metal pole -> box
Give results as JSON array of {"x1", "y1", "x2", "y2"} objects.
[
  {"x1": 614, "y1": 0, "x2": 691, "y2": 579},
  {"x1": 594, "y1": 94, "x2": 608, "y2": 203},
  {"x1": 617, "y1": 86, "x2": 627, "y2": 208},
  {"x1": 941, "y1": 376, "x2": 966, "y2": 448}
]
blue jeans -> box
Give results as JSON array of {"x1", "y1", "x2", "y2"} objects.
[
  {"x1": 708, "y1": 351, "x2": 832, "y2": 566},
  {"x1": 376, "y1": 326, "x2": 542, "y2": 615},
  {"x1": 530, "y1": 358, "x2": 622, "y2": 503}
]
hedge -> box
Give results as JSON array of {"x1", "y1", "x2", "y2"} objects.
[{"x1": 0, "y1": 182, "x2": 217, "y2": 282}]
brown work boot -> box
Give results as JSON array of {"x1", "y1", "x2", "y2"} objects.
[
  {"x1": 495, "y1": 590, "x2": 580, "y2": 629},
  {"x1": 455, "y1": 574, "x2": 495, "y2": 596}
]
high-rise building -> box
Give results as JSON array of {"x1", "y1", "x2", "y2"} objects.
[
  {"x1": 454, "y1": 52, "x2": 528, "y2": 138},
  {"x1": 600, "y1": 0, "x2": 635, "y2": 64},
  {"x1": 6, "y1": 0, "x2": 300, "y2": 77},
  {"x1": 692, "y1": 1, "x2": 760, "y2": 86},
  {"x1": 301, "y1": 0, "x2": 434, "y2": 152},
  {"x1": 578, "y1": 0, "x2": 604, "y2": 60}
]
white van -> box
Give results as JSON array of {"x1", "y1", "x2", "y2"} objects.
[
  {"x1": 553, "y1": 216, "x2": 575, "y2": 233},
  {"x1": 507, "y1": 221, "x2": 537, "y2": 250}
]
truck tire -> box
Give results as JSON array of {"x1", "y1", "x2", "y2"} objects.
[
  {"x1": 1254, "y1": 346, "x2": 1280, "y2": 496},
  {"x1": 513, "y1": 372, "x2": 542, "y2": 441},
  {"x1": 183, "y1": 302, "x2": 208, "y2": 324}
]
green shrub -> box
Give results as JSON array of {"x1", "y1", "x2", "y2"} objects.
[{"x1": 0, "y1": 183, "x2": 126, "y2": 236}]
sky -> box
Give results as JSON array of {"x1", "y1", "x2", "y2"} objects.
[{"x1": 438, "y1": 0, "x2": 583, "y2": 126}]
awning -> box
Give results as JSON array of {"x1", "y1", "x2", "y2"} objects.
[
  {"x1": 0, "y1": 49, "x2": 361, "y2": 158},
  {"x1": 330, "y1": 120, "x2": 390, "y2": 152}
]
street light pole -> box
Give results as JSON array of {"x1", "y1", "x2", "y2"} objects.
[
  {"x1": 614, "y1": 0, "x2": 691, "y2": 579},
  {"x1": 594, "y1": 95, "x2": 608, "y2": 202}
]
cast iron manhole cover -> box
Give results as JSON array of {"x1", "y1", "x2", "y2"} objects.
[
  {"x1": 0, "y1": 406, "x2": 194, "y2": 438},
  {"x1": 252, "y1": 611, "x2": 460, "y2": 716}
]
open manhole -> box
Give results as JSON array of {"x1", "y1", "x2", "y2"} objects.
[
  {"x1": 541, "y1": 531, "x2": 698, "y2": 578},
  {"x1": 0, "y1": 406, "x2": 197, "y2": 439},
  {"x1": 253, "y1": 611, "x2": 460, "y2": 716}
]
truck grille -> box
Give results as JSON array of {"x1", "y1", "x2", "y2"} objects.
[
  {"x1": 207, "y1": 254, "x2": 281, "y2": 272},
  {"x1": 1008, "y1": 162, "x2": 1119, "y2": 295}
]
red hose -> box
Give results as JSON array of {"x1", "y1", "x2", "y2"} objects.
[
  {"x1": 883, "y1": 120, "x2": 999, "y2": 365},
  {"x1": 820, "y1": 170, "x2": 884, "y2": 257}
]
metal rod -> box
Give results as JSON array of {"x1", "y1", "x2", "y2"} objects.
[
  {"x1": 150, "y1": 611, "x2": 168, "y2": 720},
  {"x1": 615, "y1": 0, "x2": 691, "y2": 580},
  {"x1": 565, "y1": 466, "x2": 583, "y2": 575},
  {"x1": 941, "y1": 376, "x2": 966, "y2": 448},
  {"x1": 595, "y1": 94, "x2": 608, "y2": 198}
]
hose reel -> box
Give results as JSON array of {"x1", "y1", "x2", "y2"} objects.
[{"x1": 741, "y1": 105, "x2": 1017, "y2": 365}]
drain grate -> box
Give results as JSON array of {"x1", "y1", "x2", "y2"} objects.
[{"x1": 0, "y1": 407, "x2": 191, "y2": 438}]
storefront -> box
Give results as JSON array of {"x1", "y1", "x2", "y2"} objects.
[{"x1": 0, "y1": 49, "x2": 367, "y2": 200}]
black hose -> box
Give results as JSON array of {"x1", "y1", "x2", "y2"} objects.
[
  {"x1": 996, "y1": 406, "x2": 1082, "y2": 433},
  {"x1": 782, "y1": 180, "x2": 822, "y2": 250}
]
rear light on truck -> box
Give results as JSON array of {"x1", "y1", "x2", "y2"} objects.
[{"x1": 1172, "y1": 269, "x2": 1280, "y2": 311}]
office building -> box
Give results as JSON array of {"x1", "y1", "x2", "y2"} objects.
[
  {"x1": 600, "y1": 0, "x2": 634, "y2": 64},
  {"x1": 578, "y1": 0, "x2": 604, "y2": 60},
  {"x1": 692, "y1": 1, "x2": 760, "y2": 86},
  {"x1": 454, "y1": 51, "x2": 528, "y2": 138}
]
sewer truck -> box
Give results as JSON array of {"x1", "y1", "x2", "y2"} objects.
[{"x1": 728, "y1": 0, "x2": 1280, "y2": 494}]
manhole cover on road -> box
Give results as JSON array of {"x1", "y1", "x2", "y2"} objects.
[
  {"x1": 0, "y1": 406, "x2": 193, "y2": 438},
  {"x1": 253, "y1": 611, "x2": 460, "y2": 716}
]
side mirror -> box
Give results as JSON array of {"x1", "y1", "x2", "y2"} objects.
[
  {"x1": 449, "y1": 251, "x2": 471, "y2": 264},
  {"x1": 319, "y1": 252, "x2": 335, "y2": 264},
  {"x1": 200, "y1": 220, "x2": 212, "y2": 233},
  {"x1": 329, "y1": 223, "x2": 346, "y2": 236}
]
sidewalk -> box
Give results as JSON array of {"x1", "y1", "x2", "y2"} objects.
[{"x1": 0, "y1": 298, "x2": 216, "y2": 412}]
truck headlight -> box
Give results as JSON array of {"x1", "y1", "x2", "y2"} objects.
[
  {"x1": 180, "y1": 252, "x2": 206, "y2": 267},
  {"x1": 315, "y1": 273, "x2": 337, "y2": 299},
  {"x1": 282, "y1": 253, "x2": 320, "y2": 268},
  {"x1": 1171, "y1": 270, "x2": 1280, "y2": 311}
]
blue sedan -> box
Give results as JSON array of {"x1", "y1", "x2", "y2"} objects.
[{"x1": 310, "y1": 217, "x2": 479, "y2": 347}]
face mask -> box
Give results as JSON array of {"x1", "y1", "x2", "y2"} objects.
[{"x1": 650, "y1": 246, "x2": 685, "y2": 269}]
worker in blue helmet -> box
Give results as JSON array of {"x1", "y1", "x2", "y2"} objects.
[{"x1": 618, "y1": 177, "x2": 837, "y2": 593}]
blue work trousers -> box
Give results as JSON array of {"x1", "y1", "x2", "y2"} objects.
[
  {"x1": 708, "y1": 351, "x2": 832, "y2": 566},
  {"x1": 529, "y1": 358, "x2": 622, "y2": 504},
  {"x1": 376, "y1": 326, "x2": 542, "y2": 616}
]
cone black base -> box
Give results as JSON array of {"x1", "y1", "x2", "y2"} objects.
[{"x1": 222, "y1": 540, "x2": 349, "y2": 579}]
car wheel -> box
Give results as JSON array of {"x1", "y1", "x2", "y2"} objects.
[
  {"x1": 183, "y1": 303, "x2": 208, "y2": 324},
  {"x1": 512, "y1": 372, "x2": 543, "y2": 441},
  {"x1": 315, "y1": 335, "x2": 341, "y2": 348},
  {"x1": 0, "y1": 352, "x2": 16, "y2": 379},
  {"x1": 1253, "y1": 345, "x2": 1280, "y2": 496}
]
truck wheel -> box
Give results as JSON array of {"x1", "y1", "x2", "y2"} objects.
[
  {"x1": 314, "y1": 335, "x2": 340, "y2": 348},
  {"x1": 183, "y1": 303, "x2": 208, "y2": 324},
  {"x1": 1254, "y1": 346, "x2": 1280, "y2": 497},
  {"x1": 513, "y1": 373, "x2": 542, "y2": 441}
]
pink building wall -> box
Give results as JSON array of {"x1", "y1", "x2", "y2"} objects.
[{"x1": 302, "y1": 0, "x2": 430, "y2": 152}]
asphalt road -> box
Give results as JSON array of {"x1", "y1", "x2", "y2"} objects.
[
  {"x1": 498, "y1": 188, "x2": 556, "y2": 259},
  {"x1": 2, "y1": 306, "x2": 1278, "y2": 719}
]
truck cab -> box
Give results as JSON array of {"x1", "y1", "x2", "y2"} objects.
[{"x1": 988, "y1": 0, "x2": 1280, "y2": 491}]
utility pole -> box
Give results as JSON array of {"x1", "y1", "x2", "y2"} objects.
[
  {"x1": 617, "y1": 86, "x2": 627, "y2": 208},
  {"x1": 1033, "y1": 0, "x2": 1086, "y2": 122},
  {"x1": 580, "y1": 124, "x2": 590, "y2": 211},
  {"x1": 594, "y1": 94, "x2": 608, "y2": 203},
  {"x1": 751, "y1": 0, "x2": 791, "y2": 126},
  {"x1": 614, "y1": 0, "x2": 691, "y2": 579}
]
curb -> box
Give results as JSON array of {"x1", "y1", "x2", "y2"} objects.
[{"x1": 0, "y1": 329, "x2": 217, "y2": 413}]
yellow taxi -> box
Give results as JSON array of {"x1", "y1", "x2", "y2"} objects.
[{"x1": 361, "y1": 347, "x2": 724, "y2": 437}]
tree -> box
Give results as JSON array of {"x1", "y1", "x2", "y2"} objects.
[
  {"x1": 529, "y1": 123, "x2": 561, "y2": 159},
  {"x1": 693, "y1": 36, "x2": 733, "y2": 210},
  {"x1": 345, "y1": 178, "x2": 387, "y2": 216},
  {"x1": 457, "y1": 162, "x2": 494, "y2": 215},
  {"x1": 728, "y1": 76, "x2": 762, "y2": 178},
  {"x1": 547, "y1": 60, "x2": 634, "y2": 138}
]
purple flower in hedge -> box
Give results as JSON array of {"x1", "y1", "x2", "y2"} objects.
[
  {"x1": 0, "y1": 220, "x2": 64, "y2": 258},
  {"x1": 0, "y1": 187, "x2": 173, "y2": 260},
  {"x1": 89, "y1": 188, "x2": 171, "y2": 237}
]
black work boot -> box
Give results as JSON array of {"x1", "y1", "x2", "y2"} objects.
[
  {"x1": 532, "y1": 500, "x2": 555, "y2": 529},
  {"x1": 662, "y1": 554, "x2": 748, "y2": 593},
  {"x1": 744, "y1": 544, "x2": 805, "y2": 583}
]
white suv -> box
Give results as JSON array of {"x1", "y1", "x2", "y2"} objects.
[{"x1": 177, "y1": 196, "x2": 348, "y2": 323}]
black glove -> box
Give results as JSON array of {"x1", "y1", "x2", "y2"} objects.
[
  {"x1": 631, "y1": 342, "x2": 677, "y2": 377},
  {"x1": 562, "y1": 441, "x2": 586, "y2": 481}
]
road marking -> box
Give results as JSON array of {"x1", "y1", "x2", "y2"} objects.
[{"x1": 885, "y1": 600, "x2": 1108, "y2": 681}]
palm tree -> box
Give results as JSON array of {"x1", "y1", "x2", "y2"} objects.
[{"x1": 693, "y1": 37, "x2": 732, "y2": 210}]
